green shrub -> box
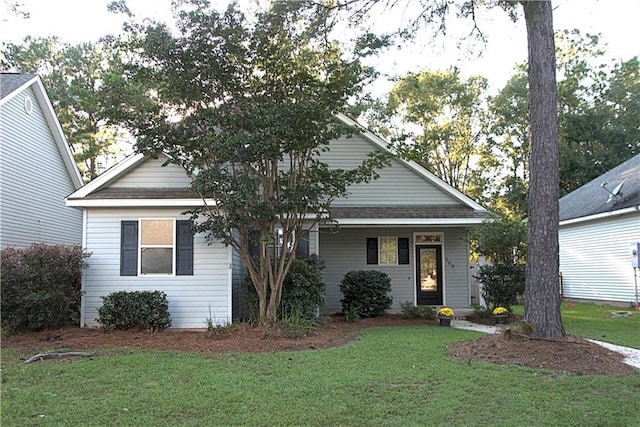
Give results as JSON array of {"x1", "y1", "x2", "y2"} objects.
[
  {"x1": 97, "y1": 291, "x2": 171, "y2": 331},
  {"x1": 476, "y1": 264, "x2": 525, "y2": 311},
  {"x1": 340, "y1": 270, "x2": 392, "y2": 318},
  {"x1": 1, "y1": 244, "x2": 90, "y2": 332},
  {"x1": 399, "y1": 301, "x2": 436, "y2": 319},
  {"x1": 245, "y1": 255, "x2": 326, "y2": 322}
]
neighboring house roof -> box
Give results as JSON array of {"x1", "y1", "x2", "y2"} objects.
[
  {"x1": 66, "y1": 113, "x2": 488, "y2": 225},
  {"x1": 0, "y1": 73, "x2": 37, "y2": 99},
  {"x1": 559, "y1": 153, "x2": 640, "y2": 225},
  {"x1": 0, "y1": 73, "x2": 83, "y2": 189}
]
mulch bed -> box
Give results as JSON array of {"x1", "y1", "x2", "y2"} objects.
[{"x1": 3, "y1": 314, "x2": 637, "y2": 376}]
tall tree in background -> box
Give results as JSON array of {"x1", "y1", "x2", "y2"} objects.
[
  {"x1": 114, "y1": 0, "x2": 389, "y2": 323},
  {"x1": 489, "y1": 30, "x2": 640, "y2": 210},
  {"x1": 383, "y1": 69, "x2": 490, "y2": 199},
  {"x1": 487, "y1": 68, "x2": 529, "y2": 218},
  {"x1": 1, "y1": 37, "x2": 131, "y2": 181},
  {"x1": 556, "y1": 29, "x2": 629, "y2": 195},
  {"x1": 521, "y1": 1, "x2": 564, "y2": 337},
  {"x1": 339, "y1": 0, "x2": 564, "y2": 337}
]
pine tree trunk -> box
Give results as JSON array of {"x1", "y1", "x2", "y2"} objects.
[{"x1": 522, "y1": 1, "x2": 565, "y2": 338}]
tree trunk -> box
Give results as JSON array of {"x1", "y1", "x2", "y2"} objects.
[{"x1": 522, "y1": 1, "x2": 565, "y2": 338}]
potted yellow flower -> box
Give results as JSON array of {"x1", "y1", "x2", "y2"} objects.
[
  {"x1": 437, "y1": 307, "x2": 454, "y2": 327},
  {"x1": 492, "y1": 306, "x2": 509, "y2": 324}
]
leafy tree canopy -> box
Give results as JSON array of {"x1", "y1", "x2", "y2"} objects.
[
  {"x1": 112, "y1": 0, "x2": 390, "y2": 322},
  {"x1": 382, "y1": 69, "x2": 490, "y2": 199}
]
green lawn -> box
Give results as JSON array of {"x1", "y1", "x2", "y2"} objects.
[
  {"x1": 512, "y1": 301, "x2": 640, "y2": 349},
  {"x1": 2, "y1": 318, "x2": 639, "y2": 426}
]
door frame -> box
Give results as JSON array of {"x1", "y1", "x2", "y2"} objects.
[{"x1": 413, "y1": 232, "x2": 445, "y2": 306}]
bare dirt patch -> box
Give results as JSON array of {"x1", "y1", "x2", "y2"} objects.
[{"x1": 3, "y1": 315, "x2": 636, "y2": 376}]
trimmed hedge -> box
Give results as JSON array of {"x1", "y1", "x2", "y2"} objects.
[
  {"x1": 1, "y1": 244, "x2": 89, "y2": 332},
  {"x1": 97, "y1": 290, "x2": 172, "y2": 331},
  {"x1": 340, "y1": 270, "x2": 392, "y2": 318}
]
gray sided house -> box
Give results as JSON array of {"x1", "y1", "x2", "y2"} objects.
[
  {"x1": 66, "y1": 113, "x2": 488, "y2": 328},
  {"x1": 0, "y1": 73, "x2": 83, "y2": 248},
  {"x1": 559, "y1": 154, "x2": 640, "y2": 304}
]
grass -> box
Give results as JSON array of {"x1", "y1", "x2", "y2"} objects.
[
  {"x1": 2, "y1": 321, "x2": 640, "y2": 426},
  {"x1": 512, "y1": 301, "x2": 640, "y2": 349}
]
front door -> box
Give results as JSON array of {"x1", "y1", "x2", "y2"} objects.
[{"x1": 416, "y1": 245, "x2": 443, "y2": 305}]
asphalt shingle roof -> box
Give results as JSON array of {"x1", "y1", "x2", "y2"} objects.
[
  {"x1": 76, "y1": 187, "x2": 199, "y2": 199},
  {"x1": 331, "y1": 205, "x2": 488, "y2": 219},
  {"x1": 559, "y1": 154, "x2": 640, "y2": 221},
  {"x1": 74, "y1": 188, "x2": 487, "y2": 220},
  {"x1": 0, "y1": 73, "x2": 36, "y2": 100}
]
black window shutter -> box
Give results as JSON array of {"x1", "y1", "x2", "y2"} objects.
[
  {"x1": 398, "y1": 238, "x2": 410, "y2": 265},
  {"x1": 366, "y1": 238, "x2": 378, "y2": 265},
  {"x1": 248, "y1": 230, "x2": 261, "y2": 258},
  {"x1": 295, "y1": 230, "x2": 310, "y2": 258},
  {"x1": 176, "y1": 220, "x2": 194, "y2": 276},
  {"x1": 120, "y1": 221, "x2": 138, "y2": 276}
]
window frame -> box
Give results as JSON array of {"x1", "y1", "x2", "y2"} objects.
[
  {"x1": 120, "y1": 219, "x2": 194, "y2": 277},
  {"x1": 139, "y1": 218, "x2": 176, "y2": 276},
  {"x1": 378, "y1": 236, "x2": 398, "y2": 266},
  {"x1": 366, "y1": 236, "x2": 410, "y2": 266}
]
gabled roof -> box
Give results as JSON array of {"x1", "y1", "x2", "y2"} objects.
[
  {"x1": 67, "y1": 113, "x2": 488, "y2": 224},
  {"x1": 334, "y1": 113, "x2": 486, "y2": 212},
  {"x1": 559, "y1": 153, "x2": 640, "y2": 225},
  {"x1": 0, "y1": 73, "x2": 83, "y2": 189}
]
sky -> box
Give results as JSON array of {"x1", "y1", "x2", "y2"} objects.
[{"x1": 1, "y1": 0, "x2": 639, "y2": 95}]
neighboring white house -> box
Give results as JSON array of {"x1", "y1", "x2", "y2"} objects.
[
  {"x1": 0, "y1": 73, "x2": 83, "y2": 248},
  {"x1": 66, "y1": 113, "x2": 489, "y2": 328},
  {"x1": 559, "y1": 153, "x2": 640, "y2": 305}
]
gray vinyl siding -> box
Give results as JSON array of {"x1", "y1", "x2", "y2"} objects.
[
  {"x1": 321, "y1": 135, "x2": 459, "y2": 205},
  {"x1": 443, "y1": 228, "x2": 471, "y2": 307},
  {"x1": 82, "y1": 208, "x2": 231, "y2": 328},
  {"x1": 320, "y1": 227, "x2": 470, "y2": 311},
  {"x1": 231, "y1": 230, "x2": 246, "y2": 321},
  {"x1": 559, "y1": 213, "x2": 640, "y2": 303},
  {"x1": 0, "y1": 86, "x2": 81, "y2": 248},
  {"x1": 110, "y1": 155, "x2": 191, "y2": 188}
]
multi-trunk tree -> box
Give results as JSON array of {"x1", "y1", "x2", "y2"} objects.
[{"x1": 112, "y1": 0, "x2": 389, "y2": 323}]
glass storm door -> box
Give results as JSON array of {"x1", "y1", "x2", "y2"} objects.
[{"x1": 416, "y1": 245, "x2": 443, "y2": 305}]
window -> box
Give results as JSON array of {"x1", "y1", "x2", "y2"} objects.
[
  {"x1": 379, "y1": 237, "x2": 397, "y2": 265},
  {"x1": 141, "y1": 220, "x2": 173, "y2": 274},
  {"x1": 367, "y1": 237, "x2": 409, "y2": 265},
  {"x1": 120, "y1": 220, "x2": 193, "y2": 276},
  {"x1": 415, "y1": 233, "x2": 442, "y2": 244},
  {"x1": 248, "y1": 229, "x2": 310, "y2": 259}
]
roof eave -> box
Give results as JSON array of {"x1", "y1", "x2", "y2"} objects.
[
  {"x1": 323, "y1": 218, "x2": 487, "y2": 227},
  {"x1": 559, "y1": 205, "x2": 640, "y2": 226},
  {"x1": 67, "y1": 153, "x2": 148, "y2": 199},
  {"x1": 65, "y1": 198, "x2": 215, "y2": 208}
]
